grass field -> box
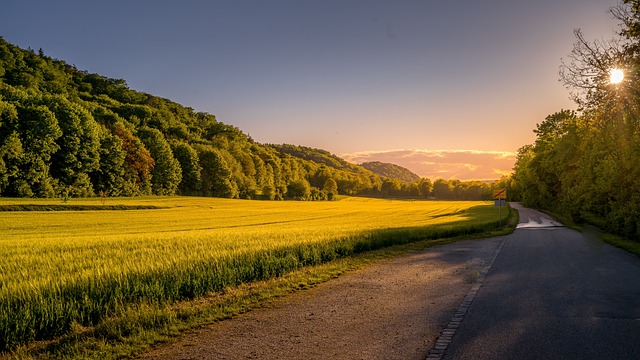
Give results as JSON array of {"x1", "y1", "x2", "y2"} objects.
[{"x1": 0, "y1": 196, "x2": 507, "y2": 355}]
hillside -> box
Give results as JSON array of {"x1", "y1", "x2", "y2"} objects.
[
  {"x1": 0, "y1": 37, "x2": 387, "y2": 200},
  {"x1": 0, "y1": 38, "x2": 500, "y2": 201},
  {"x1": 360, "y1": 161, "x2": 420, "y2": 183}
]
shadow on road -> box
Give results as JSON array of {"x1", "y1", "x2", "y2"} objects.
[{"x1": 442, "y1": 206, "x2": 640, "y2": 360}]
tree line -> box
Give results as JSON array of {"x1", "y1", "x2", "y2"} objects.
[
  {"x1": 0, "y1": 37, "x2": 502, "y2": 201},
  {"x1": 508, "y1": 0, "x2": 640, "y2": 240}
]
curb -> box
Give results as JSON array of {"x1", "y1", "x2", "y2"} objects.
[{"x1": 426, "y1": 235, "x2": 509, "y2": 359}]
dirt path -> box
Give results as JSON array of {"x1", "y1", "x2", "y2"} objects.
[{"x1": 140, "y1": 237, "x2": 504, "y2": 360}]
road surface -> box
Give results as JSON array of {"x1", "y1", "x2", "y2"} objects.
[{"x1": 441, "y1": 203, "x2": 640, "y2": 360}]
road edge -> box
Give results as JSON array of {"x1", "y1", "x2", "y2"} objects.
[{"x1": 426, "y1": 233, "x2": 510, "y2": 359}]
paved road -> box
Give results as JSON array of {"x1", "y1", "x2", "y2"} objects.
[{"x1": 442, "y1": 203, "x2": 640, "y2": 360}]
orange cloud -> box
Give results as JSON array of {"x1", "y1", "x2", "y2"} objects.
[{"x1": 342, "y1": 149, "x2": 516, "y2": 181}]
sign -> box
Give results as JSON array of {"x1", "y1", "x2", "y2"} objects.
[
  {"x1": 494, "y1": 199, "x2": 506, "y2": 207},
  {"x1": 492, "y1": 188, "x2": 507, "y2": 200}
]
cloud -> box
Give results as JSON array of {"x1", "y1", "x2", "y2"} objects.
[{"x1": 342, "y1": 149, "x2": 516, "y2": 181}]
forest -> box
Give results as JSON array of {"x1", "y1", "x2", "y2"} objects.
[
  {"x1": 0, "y1": 37, "x2": 499, "y2": 201},
  {"x1": 508, "y1": 0, "x2": 640, "y2": 240}
]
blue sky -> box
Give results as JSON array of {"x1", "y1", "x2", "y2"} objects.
[{"x1": 0, "y1": 1, "x2": 620, "y2": 179}]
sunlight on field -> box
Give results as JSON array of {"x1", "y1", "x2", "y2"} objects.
[
  {"x1": 0, "y1": 197, "x2": 485, "y2": 284},
  {"x1": 0, "y1": 196, "x2": 499, "y2": 350}
]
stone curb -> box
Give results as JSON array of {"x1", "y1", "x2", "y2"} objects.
[{"x1": 425, "y1": 235, "x2": 509, "y2": 360}]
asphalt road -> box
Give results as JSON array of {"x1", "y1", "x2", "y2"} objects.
[{"x1": 441, "y1": 203, "x2": 640, "y2": 360}]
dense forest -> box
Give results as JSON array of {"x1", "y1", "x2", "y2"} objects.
[
  {"x1": 508, "y1": 0, "x2": 640, "y2": 240},
  {"x1": 0, "y1": 36, "x2": 502, "y2": 201}
]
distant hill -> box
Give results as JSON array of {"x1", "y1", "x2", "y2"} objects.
[
  {"x1": 270, "y1": 144, "x2": 370, "y2": 173},
  {"x1": 360, "y1": 161, "x2": 421, "y2": 183}
]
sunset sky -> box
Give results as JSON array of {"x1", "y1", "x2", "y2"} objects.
[{"x1": 0, "y1": 1, "x2": 620, "y2": 180}]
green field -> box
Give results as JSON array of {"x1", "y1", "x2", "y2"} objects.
[{"x1": 0, "y1": 196, "x2": 505, "y2": 353}]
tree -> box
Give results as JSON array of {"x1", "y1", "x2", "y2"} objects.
[
  {"x1": 45, "y1": 96, "x2": 100, "y2": 197},
  {"x1": 113, "y1": 124, "x2": 154, "y2": 195},
  {"x1": 559, "y1": 29, "x2": 626, "y2": 109},
  {"x1": 138, "y1": 127, "x2": 182, "y2": 195},
  {"x1": 0, "y1": 132, "x2": 23, "y2": 195},
  {"x1": 432, "y1": 179, "x2": 453, "y2": 199},
  {"x1": 381, "y1": 178, "x2": 402, "y2": 197},
  {"x1": 322, "y1": 177, "x2": 338, "y2": 200},
  {"x1": 286, "y1": 178, "x2": 311, "y2": 200},
  {"x1": 172, "y1": 141, "x2": 202, "y2": 195},
  {"x1": 12, "y1": 103, "x2": 62, "y2": 197},
  {"x1": 91, "y1": 127, "x2": 126, "y2": 196},
  {"x1": 197, "y1": 145, "x2": 236, "y2": 198},
  {"x1": 417, "y1": 177, "x2": 433, "y2": 198},
  {"x1": 0, "y1": 100, "x2": 20, "y2": 195}
]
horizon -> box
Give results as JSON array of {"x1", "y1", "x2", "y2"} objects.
[{"x1": 0, "y1": 1, "x2": 620, "y2": 180}]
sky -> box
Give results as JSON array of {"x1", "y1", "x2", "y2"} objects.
[{"x1": 0, "y1": 1, "x2": 621, "y2": 180}]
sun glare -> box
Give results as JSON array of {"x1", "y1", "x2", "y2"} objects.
[{"x1": 609, "y1": 68, "x2": 624, "y2": 84}]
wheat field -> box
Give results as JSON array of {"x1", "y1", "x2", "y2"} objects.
[{"x1": 0, "y1": 196, "x2": 503, "y2": 351}]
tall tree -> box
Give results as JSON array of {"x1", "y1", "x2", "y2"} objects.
[
  {"x1": 45, "y1": 96, "x2": 100, "y2": 197},
  {"x1": 112, "y1": 124, "x2": 154, "y2": 195},
  {"x1": 322, "y1": 177, "x2": 338, "y2": 200},
  {"x1": 14, "y1": 103, "x2": 62, "y2": 197},
  {"x1": 91, "y1": 127, "x2": 126, "y2": 196},
  {"x1": 172, "y1": 141, "x2": 202, "y2": 195},
  {"x1": 138, "y1": 127, "x2": 182, "y2": 195},
  {"x1": 196, "y1": 145, "x2": 236, "y2": 198}
]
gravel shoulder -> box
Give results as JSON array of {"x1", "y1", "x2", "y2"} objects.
[{"x1": 140, "y1": 237, "x2": 504, "y2": 360}]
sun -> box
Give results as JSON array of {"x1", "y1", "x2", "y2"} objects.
[{"x1": 609, "y1": 68, "x2": 624, "y2": 84}]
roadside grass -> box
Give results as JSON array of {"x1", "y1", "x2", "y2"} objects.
[
  {"x1": 0, "y1": 197, "x2": 515, "y2": 359},
  {"x1": 537, "y1": 209, "x2": 581, "y2": 232},
  {"x1": 598, "y1": 233, "x2": 640, "y2": 257},
  {"x1": 580, "y1": 213, "x2": 640, "y2": 258},
  {"x1": 541, "y1": 209, "x2": 640, "y2": 258}
]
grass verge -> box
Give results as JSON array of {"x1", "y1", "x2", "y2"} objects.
[
  {"x1": 541, "y1": 209, "x2": 640, "y2": 258},
  {"x1": 580, "y1": 213, "x2": 640, "y2": 258},
  {"x1": 599, "y1": 232, "x2": 640, "y2": 257}
]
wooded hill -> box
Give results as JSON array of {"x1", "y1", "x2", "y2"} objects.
[
  {"x1": 0, "y1": 37, "x2": 498, "y2": 200},
  {"x1": 360, "y1": 161, "x2": 420, "y2": 183}
]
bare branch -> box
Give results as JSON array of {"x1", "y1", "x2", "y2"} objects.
[{"x1": 559, "y1": 28, "x2": 625, "y2": 109}]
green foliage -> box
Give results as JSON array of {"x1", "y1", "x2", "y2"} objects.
[
  {"x1": 138, "y1": 127, "x2": 182, "y2": 195},
  {"x1": 6, "y1": 103, "x2": 62, "y2": 197},
  {"x1": 172, "y1": 141, "x2": 202, "y2": 195},
  {"x1": 511, "y1": 1, "x2": 640, "y2": 240},
  {"x1": 360, "y1": 161, "x2": 421, "y2": 183},
  {"x1": 286, "y1": 178, "x2": 312, "y2": 200},
  {"x1": 0, "y1": 37, "x2": 502, "y2": 200},
  {"x1": 323, "y1": 177, "x2": 338, "y2": 200},
  {"x1": 417, "y1": 177, "x2": 433, "y2": 198},
  {"x1": 45, "y1": 95, "x2": 100, "y2": 197},
  {"x1": 112, "y1": 124, "x2": 154, "y2": 195},
  {"x1": 381, "y1": 178, "x2": 402, "y2": 197},
  {"x1": 196, "y1": 145, "x2": 236, "y2": 198},
  {"x1": 91, "y1": 127, "x2": 126, "y2": 196}
]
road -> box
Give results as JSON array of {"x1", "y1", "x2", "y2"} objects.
[
  {"x1": 140, "y1": 204, "x2": 640, "y2": 359},
  {"x1": 441, "y1": 203, "x2": 640, "y2": 360}
]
